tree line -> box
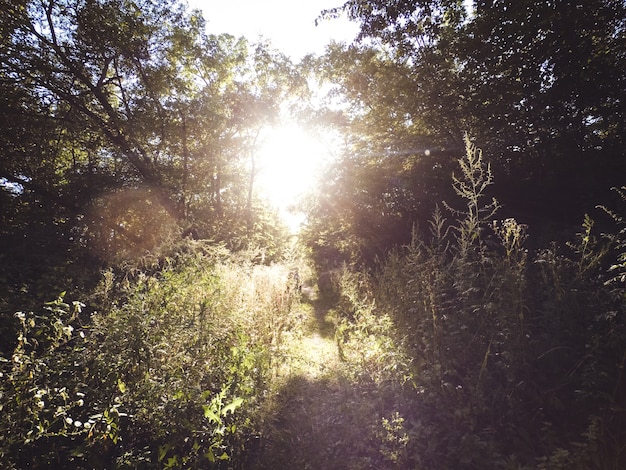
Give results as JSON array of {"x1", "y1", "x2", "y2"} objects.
[
  {"x1": 1, "y1": 0, "x2": 306, "y2": 340},
  {"x1": 302, "y1": 0, "x2": 626, "y2": 267}
]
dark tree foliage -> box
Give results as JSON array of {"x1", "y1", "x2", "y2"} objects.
[
  {"x1": 307, "y1": 0, "x2": 626, "y2": 266},
  {"x1": 0, "y1": 0, "x2": 299, "y2": 351}
]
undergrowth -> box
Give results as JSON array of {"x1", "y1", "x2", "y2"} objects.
[
  {"x1": 2, "y1": 138, "x2": 625, "y2": 469},
  {"x1": 0, "y1": 241, "x2": 303, "y2": 469},
  {"x1": 330, "y1": 136, "x2": 626, "y2": 468}
]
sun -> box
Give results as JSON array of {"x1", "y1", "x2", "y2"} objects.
[{"x1": 256, "y1": 124, "x2": 333, "y2": 231}]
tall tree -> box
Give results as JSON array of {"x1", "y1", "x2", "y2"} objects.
[
  {"x1": 1, "y1": 0, "x2": 302, "y2": 254},
  {"x1": 305, "y1": 0, "x2": 626, "y2": 266},
  {"x1": 0, "y1": 0, "x2": 303, "y2": 339}
]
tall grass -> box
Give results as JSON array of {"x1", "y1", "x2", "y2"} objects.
[
  {"x1": 0, "y1": 240, "x2": 303, "y2": 469},
  {"x1": 334, "y1": 137, "x2": 626, "y2": 468},
  {"x1": 2, "y1": 140, "x2": 624, "y2": 469}
]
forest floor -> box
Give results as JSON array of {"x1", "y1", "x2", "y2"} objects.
[{"x1": 250, "y1": 284, "x2": 409, "y2": 469}]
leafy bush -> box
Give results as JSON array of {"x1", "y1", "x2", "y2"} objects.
[
  {"x1": 0, "y1": 293, "x2": 89, "y2": 469},
  {"x1": 336, "y1": 138, "x2": 626, "y2": 468},
  {"x1": 0, "y1": 240, "x2": 303, "y2": 468}
]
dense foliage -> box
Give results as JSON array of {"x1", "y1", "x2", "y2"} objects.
[
  {"x1": 1, "y1": 242, "x2": 304, "y2": 468},
  {"x1": 1, "y1": 0, "x2": 299, "y2": 348},
  {"x1": 2, "y1": 0, "x2": 626, "y2": 468},
  {"x1": 349, "y1": 140, "x2": 626, "y2": 467},
  {"x1": 305, "y1": 0, "x2": 626, "y2": 263}
]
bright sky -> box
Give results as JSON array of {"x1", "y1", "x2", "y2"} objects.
[
  {"x1": 186, "y1": 0, "x2": 359, "y2": 60},
  {"x1": 255, "y1": 124, "x2": 340, "y2": 229}
]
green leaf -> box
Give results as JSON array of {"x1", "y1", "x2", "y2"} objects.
[
  {"x1": 222, "y1": 397, "x2": 244, "y2": 416},
  {"x1": 117, "y1": 378, "x2": 127, "y2": 394},
  {"x1": 158, "y1": 444, "x2": 170, "y2": 462},
  {"x1": 203, "y1": 405, "x2": 221, "y2": 424}
]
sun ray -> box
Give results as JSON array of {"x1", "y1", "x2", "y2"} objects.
[{"x1": 256, "y1": 124, "x2": 334, "y2": 231}]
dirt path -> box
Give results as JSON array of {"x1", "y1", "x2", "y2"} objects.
[
  {"x1": 250, "y1": 286, "x2": 405, "y2": 469},
  {"x1": 282, "y1": 285, "x2": 339, "y2": 378}
]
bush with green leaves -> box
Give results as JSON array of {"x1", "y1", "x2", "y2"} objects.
[
  {"x1": 0, "y1": 293, "x2": 90, "y2": 468},
  {"x1": 0, "y1": 240, "x2": 303, "y2": 469},
  {"x1": 337, "y1": 138, "x2": 626, "y2": 468}
]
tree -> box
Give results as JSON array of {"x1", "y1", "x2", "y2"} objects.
[
  {"x1": 305, "y1": 0, "x2": 626, "y2": 267},
  {"x1": 1, "y1": 0, "x2": 304, "y2": 252},
  {"x1": 0, "y1": 0, "x2": 304, "y2": 347}
]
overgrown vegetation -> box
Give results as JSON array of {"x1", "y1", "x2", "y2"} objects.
[
  {"x1": 2, "y1": 0, "x2": 625, "y2": 468},
  {"x1": 310, "y1": 139, "x2": 626, "y2": 468},
  {"x1": 1, "y1": 242, "x2": 304, "y2": 468},
  {"x1": 5, "y1": 139, "x2": 623, "y2": 469}
]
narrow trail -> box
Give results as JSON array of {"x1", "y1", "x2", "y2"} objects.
[
  {"x1": 251, "y1": 283, "x2": 404, "y2": 469},
  {"x1": 288, "y1": 284, "x2": 339, "y2": 378}
]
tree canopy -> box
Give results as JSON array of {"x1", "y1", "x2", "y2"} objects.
[
  {"x1": 1, "y1": 1, "x2": 307, "y2": 308},
  {"x1": 304, "y1": 0, "x2": 626, "y2": 265}
]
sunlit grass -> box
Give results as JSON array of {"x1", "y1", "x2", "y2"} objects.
[
  {"x1": 287, "y1": 330, "x2": 339, "y2": 378},
  {"x1": 269, "y1": 298, "x2": 338, "y2": 379}
]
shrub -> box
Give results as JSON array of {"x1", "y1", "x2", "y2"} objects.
[
  {"x1": 0, "y1": 241, "x2": 304, "y2": 468},
  {"x1": 346, "y1": 139, "x2": 626, "y2": 468}
]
